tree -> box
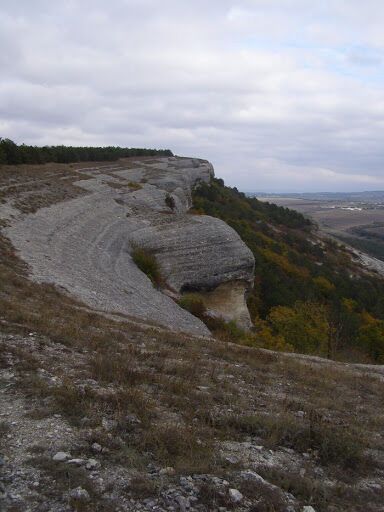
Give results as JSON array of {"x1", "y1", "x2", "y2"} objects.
[
  {"x1": 268, "y1": 301, "x2": 329, "y2": 355},
  {"x1": 357, "y1": 312, "x2": 384, "y2": 362},
  {"x1": 0, "y1": 138, "x2": 21, "y2": 164}
]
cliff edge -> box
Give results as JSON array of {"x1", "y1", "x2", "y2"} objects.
[{"x1": 6, "y1": 157, "x2": 254, "y2": 335}]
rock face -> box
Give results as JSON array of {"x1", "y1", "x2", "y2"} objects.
[{"x1": 6, "y1": 156, "x2": 255, "y2": 335}]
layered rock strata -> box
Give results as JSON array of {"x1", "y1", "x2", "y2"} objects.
[{"x1": 6, "y1": 157, "x2": 254, "y2": 335}]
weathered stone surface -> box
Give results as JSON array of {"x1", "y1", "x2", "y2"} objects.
[
  {"x1": 6, "y1": 157, "x2": 254, "y2": 334},
  {"x1": 69, "y1": 487, "x2": 90, "y2": 502},
  {"x1": 228, "y1": 488, "x2": 243, "y2": 503},
  {"x1": 52, "y1": 451, "x2": 71, "y2": 462}
]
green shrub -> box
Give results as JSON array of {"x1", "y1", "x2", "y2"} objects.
[
  {"x1": 127, "y1": 181, "x2": 142, "y2": 191},
  {"x1": 179, "y1": 293, "x2": 206, "y2": 318},
  {"x1": 131, "y1": 246, "x2": 161, "y2": 286}
]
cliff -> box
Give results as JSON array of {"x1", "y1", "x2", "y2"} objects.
[
  {"x1": 6, "y1": 157, "x2": 254, "y2": 335},
  {"x1": 1, "y1": 154, "x2": 384, "y2": 512}
]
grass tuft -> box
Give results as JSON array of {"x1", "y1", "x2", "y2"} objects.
[{"x1": 131, "y1": 246, "x2": 162, "y2": 286}]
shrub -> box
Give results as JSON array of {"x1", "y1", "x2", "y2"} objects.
[
  {"x1": 131, "y1": 246, "x2": 162, "y2": 286},
  {"x1": 203, "y1": 316, "x2": 245, "y2": 341},
  {"x1": 247, "y1": 318, "x2": 294, "y2": 352},
  {"x1": 141, "y1": 423, "x2": 214, "y2": 472},
  {"x1": 125, "y1": 475, "x2": 159, "y2": 499},
  {"x1": 127, "y1": 181, "x2": 142, "y2": 191},
  {"x1": 178, "y1": 293, "x2": 206, "y2": 318},
  {"x1": 165, "y1": 193, "x2": 176, "y2": 210}
]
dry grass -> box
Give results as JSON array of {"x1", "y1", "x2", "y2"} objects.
[
  {"x1": 28, "y1": 455, "x2": 117, "y2": 512},
  {"x1": 223, "y1": 411, "x2": 366, "y2": 469},
  {"x1": 125, "y1": 475, "x2": 159, "y2": 499},
  {"x1": 197, "y1": 482, "x2": 235, "y2": 509},
  {"x1": 1, "y1": 169, "x2": 384, "y2": 510}
]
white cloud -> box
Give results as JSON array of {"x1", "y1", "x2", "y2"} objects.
[{"x1": 1, "y1": 0, "x2": 384, "y2": 191}]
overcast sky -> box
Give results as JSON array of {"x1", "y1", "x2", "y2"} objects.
[{"x1": 1, "y1": 1, "x2": 384, "y2": 192}]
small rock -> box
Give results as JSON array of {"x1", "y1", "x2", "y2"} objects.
[
  {"x1": 125, "y1": 413, "x2": 141, "y2": 424},
  {"x1": 69, "y1": 487, "x2": 90, "y2": 502},
  {"x1": 67, "y1": 458, "x2": 85, "y2": 466},
  {"x1": 303, "y1": 507, "x2": 317, "y2": 512},
  {"x1": 91, "y1": 442, "x2": 102, "y2": 453},
  {"x1": 225, "y1": 455, "x2": 239, "y2": 465},
  {"x1": 102, "y1": 417, "x2": 117, "y2": 431},
  {"x1": 367, "y1": 482, "x2": 382, "y2": 490},
  {"x1": 52, "y1": 452, "x2": 71, "y2": 462},
  {"x1": 160, "y1": 466, "x2": 175, "y2": 476},
  {"x1": 240, "y1": 470, "x2": 264, "y2": 482},
  {"x1": 296, "y1": 410, "x2": 305, "y2": 418},
  {"x1": 176, "y1": 495, "x2": 189, "y2": 512},
  {"x1": 229, "y1": 488, "x2": 243, "y2": 503},
  {"x1": 86, "y1": 458, "x2": 99, "y2": 470}
]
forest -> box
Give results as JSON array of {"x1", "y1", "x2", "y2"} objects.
[
  {"x1": 0, "y1": 138, "x2": 173, "y2": 165},
  {"x1": 192, "y1": 178, "x2": 384, "y2": 363}
]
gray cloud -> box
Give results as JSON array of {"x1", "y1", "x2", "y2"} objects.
[{"x1": 1, "y1": 1, "x2": 384, "y2": 191}]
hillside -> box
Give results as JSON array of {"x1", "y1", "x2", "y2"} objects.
[
  {"x1": 1, "y1": 153, "x2": 384, "y2": 512},
  {"x1": 252, "y1": 192, "x2": 384, "y2": 271},
  {"x1": 192, "y1": 179, "x2": 384, "y2": 363}
]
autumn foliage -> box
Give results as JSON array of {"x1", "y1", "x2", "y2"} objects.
[{"x1": 193, "y1": 178, "x2": 384, "y2": 362}]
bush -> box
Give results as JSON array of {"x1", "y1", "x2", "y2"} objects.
[
  {"x1": 127, "y1": 181, "x2": 142, "y2": 191},
  {"x1": 131, "y1": 246, "x2": 162, "y2": 286},
  {"x1": 245, "y1": 320, "x2": 294, "y2": 352},
  {"x1": 165, "y1": 194, "x2": 176, "y2": 211},
  {"x1": 178, "y1": 293, "x2": 206, "y2": 318}
]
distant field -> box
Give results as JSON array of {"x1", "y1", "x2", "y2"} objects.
[{"x1": 257, "y1": 195, "x2": 384, "y2": 262}]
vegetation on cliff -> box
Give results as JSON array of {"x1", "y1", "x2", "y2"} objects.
[
  {"x1": 192, "y1": 178, "x2": 384, "y2": 362},
  {"x1": 0, "y1": 137, "x2": 172, "y2": 165}
]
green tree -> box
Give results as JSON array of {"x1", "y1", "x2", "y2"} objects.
[
  {"x1": 357, "y1": 312, "x2": 384, "y2": 362},
  {"x1": 268, "y1": 301, "x2": 329, "y2": 355}
]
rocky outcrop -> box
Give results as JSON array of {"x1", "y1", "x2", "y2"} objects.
[
  {"x1": 130, "y1": 215, "x2": 254, "y2": 329},
  {"x1": 6, "y1": 157, "x2": 255, "y2": 335}
]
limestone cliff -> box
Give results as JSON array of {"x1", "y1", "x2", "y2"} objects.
[{"x1": 6, "y1": 157, "x2": 255, "y2": 335}]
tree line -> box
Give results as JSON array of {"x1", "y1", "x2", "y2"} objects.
[{"x1": 0, "y1": 138, "x2": 173, "y2": 165}]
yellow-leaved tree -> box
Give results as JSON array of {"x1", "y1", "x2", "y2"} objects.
[
  {"x1": 267, "y1": 301, "x2": 330, "y2": 355},
  {"x1": 358, "y1": 311, "x2": 384, "y2": 363}
]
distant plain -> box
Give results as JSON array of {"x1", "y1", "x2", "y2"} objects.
[{"x1": 254, "y1": 192, "x2": 384, "y2": 262}]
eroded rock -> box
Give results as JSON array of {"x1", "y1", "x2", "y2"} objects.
[{"x1": 6, "y1": 157, "x2": 254, "y2": 335}]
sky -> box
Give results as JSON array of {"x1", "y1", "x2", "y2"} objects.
[{"x1": 1, "y1": 1, "x2": 384, "y2": 192}]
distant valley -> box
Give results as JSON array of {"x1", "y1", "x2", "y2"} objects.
[{"x1": 253, "y1": 191, "x2": 384, "y2": 264}]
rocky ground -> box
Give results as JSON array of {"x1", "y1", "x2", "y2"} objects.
[
  {"x1": 1, "y1": 158, "x2": 384, "y2": 511},
  {"x1": 1, "y1": 321, "x2": 384, "y2": 512}
]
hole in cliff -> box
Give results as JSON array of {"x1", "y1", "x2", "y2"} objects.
[{"x1": 180, "y1": 283, "x2": 214, "y2": 294}]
